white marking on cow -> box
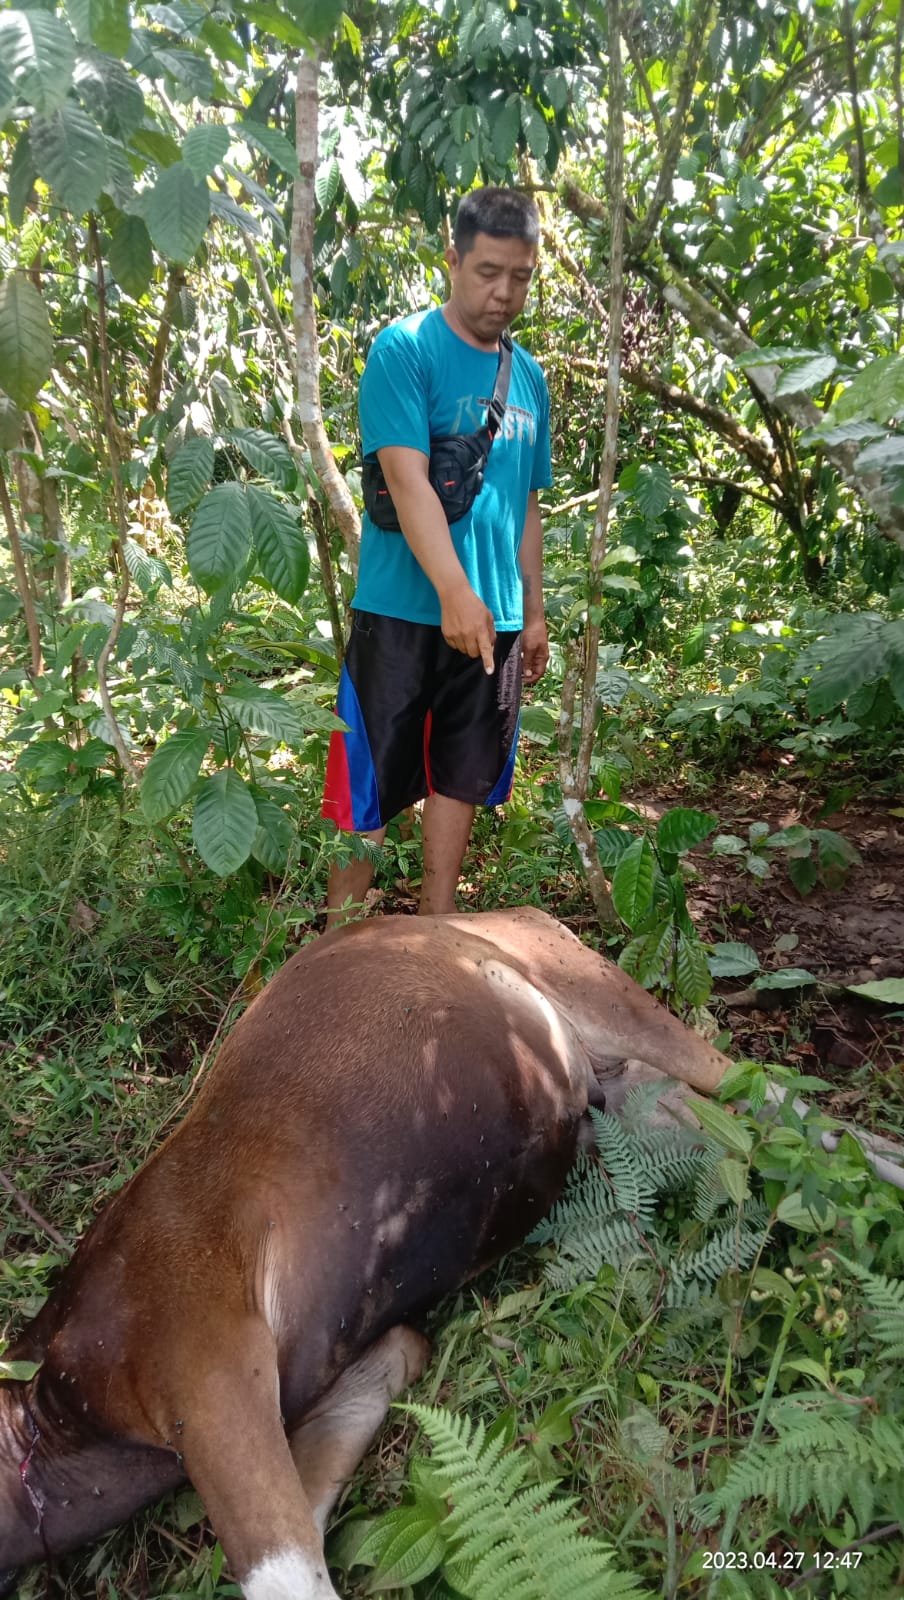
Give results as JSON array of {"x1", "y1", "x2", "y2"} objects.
[
  {"x1": 243, "y1": 1547, "x2": 340, "y2": 1599},
  {"x1": 477, "y1": 960, "x2": 585, "y2": 1089}
]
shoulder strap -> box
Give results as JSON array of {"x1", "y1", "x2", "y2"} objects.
[{"x1": 485, "y1": 331, "x2": 513, "y2": 439}]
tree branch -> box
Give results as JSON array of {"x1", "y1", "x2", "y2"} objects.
[
  {"x1": 622, "y1": 13, "x2": 665, "y2": 150},
  {"x1": 630, "y1": 0, "x2": 714, "y2": 259}
]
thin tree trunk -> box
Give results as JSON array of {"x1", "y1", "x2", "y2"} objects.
[
  {"x1": 558, "y1": 0, "x2": 627, "y2": 928},
  {"x1": 146, "y1": 268, "x2": 186, "y2": 414},
  {"x1": 291, "y1": 53, "x2": 360, "y2": 574},
  {"x1": 88, "y1": 215, "x2": 138, "y2": 781},
  {"x1": 0, "y1": 458, "x2": 44, "y2": 678}
]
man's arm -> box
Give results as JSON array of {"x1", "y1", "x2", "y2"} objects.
[
  {"x1": 519, "y1": 490, "x2": 548, "y2": 685},
  {"x1": 376, "y1": 445, "x2": 496, "y2": 674}
]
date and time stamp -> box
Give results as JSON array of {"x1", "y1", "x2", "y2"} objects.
[{"x1": 702, "y1": 1549, "x2": 864, "y2": 1572}]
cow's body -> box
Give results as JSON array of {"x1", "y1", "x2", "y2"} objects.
[{"x1": 0, "y1": 909, "x2": 730, "y2": 1598}]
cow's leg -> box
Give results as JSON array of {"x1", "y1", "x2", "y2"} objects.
[
  {"x1": 173, "y1": 1318, "x2": 340, "y2": 1599},
  {"x1": 288, "y1": 1325, "x2": 430, "y2": 1534}
]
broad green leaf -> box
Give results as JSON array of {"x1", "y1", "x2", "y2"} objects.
[
  {"x1": 806, "y1": 625, "x2": 889, "y2": 717},
  {"x1": 191, "y1": 769, "x2": 257, "y2": 875},
  {"x1": 251, "y1": 796, "x2": 296, "y2": 873},
  {"x1": 241, "y1": 0, "x2": 310, "y2": 45},
  {"x1": 0, "y1": 10, "x2": 76, "y2": 115},
  {"x1": 600, "y1": 573, "x2": 642, "y2": 594},
  {"x1": 0, "y1": 56, "x2": 12, "y2": 123},
  {"x1": 853, "y1": 436, "x2": 904, "y2": 473},
  {"x1": 67, "y1": 0, "x2": 130, "y2": 55},
  {"x1": 247, "y1": 485, "x2": 310, "y2": 605},
  {"x1": 519, "y1": 96, "x2": 548, "y2": 161},
  {"x1": 131, "y1": 127, "x2": 182, "y2": 168},
  {"x1": 109, "y1": 214, "x2": 154, "y2": 299},
  {"x1": 632, "y1": 461, "x2": 672, "y2": 518},
  {"x1": 182, "y1": 122, "x2": 230, "y2": 181},
  {"x1": 717, "y1": 1156, "x2": 750, "y2": 1204},
  {"x1": 229, "y1": 428, "x2": 296, "y2": 489},
  {"x1": 30, "y1": 104, "x2": 108, "y2": 216},
  {"x1": 611, "y1": 835, "x2": 655, "y2": 928},
  {"x1": 675, "y1": 929, "x2": 712, "y2": 1006},
  {"x1": 594, "y1": 825, "x2": 635, "y2": 871},
  {"x1": 123, "y1": 538, "x2": 172, "y2": 595},
  {"x1": 847, "y1": 978, "x2": 904, "y2": 1004},
  {"x1": 353, "y1": 1504, "x2": 446, "y2": 1587},
  {"x1": 491, "y1": 93, "x2": 521, "y2": 166},
  {"x1": 220, "y1": 679, "x2": 304, "y2": 745},
  {"x1": 167, "y1": 437, "x2": 215, "y2": 515},
  {"x1": 600, "y1": 542, "x2": 641, "y2": 569},
  {"x1": 315, "y1": 156, "x2": 340, "y2": 210},
  {"x1": 828, "y1": 354, "x2": 904, "y2": 425},
  {"x1": 0, "y1": 273, "x2": 52, "y2": 408},
  {"x1": 752, "y1": 967, "x2": 818, "y2": 990},
  {"x1": 776, "y1": 1191, "x2": 838, "y2": 1232},
  {"x1": 368, "y1": 1513, "x2": 445, "y2": 1589},
  {"x1": 707, "y1": 941, "x2": 760, "y2": 978},
  {"x1": 209, "y1": 190, "x2": 262, "y2": 237},
  {"x1": 187, "y1": 483, "x2": 252, "y2": 593},
  {"x1": 691, "y1": 1098, "x2": 753, "y2": 1157},
  {"x1": 142, "y1": 726, "x2": 210, "y2": 822},
  {"x1": 143, "y1": 163, "x2": 210, "y2": 263},
  {"x1": 73, "y1": 52, "x2": 145, "y2": 140},
  {"x1": 0, "y1": 395, "x2": 23, "y2": 449},
  {"x1": 619, "y1": 919, "x2": 674, "y2": 990},
  {"x1": 7, "y1": 131, "x2": 36, "y2": 225},
  {"x1": 151, "y1": 46, "x2": 215, "y2": 103},
  {"x1": 239, "y1": 119, "x2": 299, "y2": 176},
  {"x1": 0, "y1": 1358, "x2": 40, "y2": 1381},
  {"x1": 774, "y1": 353, "x2": 836, "y2": 396},
  {"x1": 656, "y1": 807, "x2": 718, "y2": 856}
]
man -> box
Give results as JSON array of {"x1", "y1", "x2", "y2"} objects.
[{"x1": 322, "y1": 186, "x2": 551, "y2": 922}]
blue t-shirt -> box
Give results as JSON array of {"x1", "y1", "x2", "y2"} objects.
[{"x1": 353, "y1": 307, "x2": 552, "y2": 630}]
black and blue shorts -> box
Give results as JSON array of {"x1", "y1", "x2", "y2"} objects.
[{"x1": 322, "y1": 610, "x2": 522, "y2": 832}]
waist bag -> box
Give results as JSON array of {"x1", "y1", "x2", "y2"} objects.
[{"x1": 361, "y1": 332, "x2": 513, "y2": 532}]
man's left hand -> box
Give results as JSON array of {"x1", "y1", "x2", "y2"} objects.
[{"x1": 521, "y1": 618, "x2": 549, "y2": 685}]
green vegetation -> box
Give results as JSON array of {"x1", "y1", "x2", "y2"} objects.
[{"x1": 2, "y1": 0, "x2": 904, "y2": 1595}]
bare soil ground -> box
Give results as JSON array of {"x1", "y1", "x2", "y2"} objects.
[{"x1": 640, "y1": 765, "x2": 904, "y2": 1140}]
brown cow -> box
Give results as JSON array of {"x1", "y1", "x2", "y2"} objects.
[{"x1": 0, "y1": 909, "x2": 729, "y2": 1599}]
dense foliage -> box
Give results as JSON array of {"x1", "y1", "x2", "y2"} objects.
[{"x1": 2, "y1": 0, "x2": 903, "y2": 1595}]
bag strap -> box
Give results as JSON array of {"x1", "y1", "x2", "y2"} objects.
[{"x1": 485, "y1": 331, "x2": 513, "y2": 439}]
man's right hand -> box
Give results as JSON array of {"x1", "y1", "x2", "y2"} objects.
[{"x1": 439, "y1": 582, "x2": 497, "y2": 675}]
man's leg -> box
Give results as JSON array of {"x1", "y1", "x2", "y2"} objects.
[
  {"x1": 326, "y1": 827, "x2": 387, "y2": 929},
  {"x1": 419, "y1": 795, "x2": 474, "y2": 915}
]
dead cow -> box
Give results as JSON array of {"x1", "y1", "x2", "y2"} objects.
[{"x1": 0, "y1": 908, "x2": 730, "y2": 1599}]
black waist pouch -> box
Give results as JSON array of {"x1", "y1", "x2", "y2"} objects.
[
  {"x1": 360, "y1": 331, "x2": 512, "y2": 534},
  {"x1": 362, "y1": 427, "x2": 492, "y2": 532}
]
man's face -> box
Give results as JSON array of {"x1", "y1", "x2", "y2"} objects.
[{"x1": 444, "y1": 231, "x2": 538, "y2": 348}]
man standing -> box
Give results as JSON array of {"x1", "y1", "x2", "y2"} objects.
[{"x1": 322, "y1": 187, "x2": 551, "y2": 922}]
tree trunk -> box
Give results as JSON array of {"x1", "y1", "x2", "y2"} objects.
[
  {"x1": 291, "y1": 52, "x2": 360, "y2": 575},
  {"x1": 558, "y1": 0, "x2": 628, "y2": 929}
]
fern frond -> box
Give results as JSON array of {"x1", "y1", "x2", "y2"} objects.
[
  {"x1": 545, "y1": 1216, "x2": 655, "y2": 1290},
  {"x1": 691, "y1": 1403, "x2": 904, "y2": 1530},
  {"x1": 844, "y1": 1260, "x2": 904, "y2": 1360},
  {"x1": 591, "y1": 1112, "x2": 658, "y2": 1223},
  {"x1": 408, "y1": 1403, "x2": 647, "y2": 1599},
  {"x1": 664, "y1": 1219, "x2": 764, "y2": 1305}
]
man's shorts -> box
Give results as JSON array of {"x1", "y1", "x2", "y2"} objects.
[{"x1": 322, "y1": 610, "x2": 522, "y2": 832}]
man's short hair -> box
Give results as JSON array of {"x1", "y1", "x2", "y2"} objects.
[{"x1": 453, "y1": 187, "x2": 540, "y2": 256}]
